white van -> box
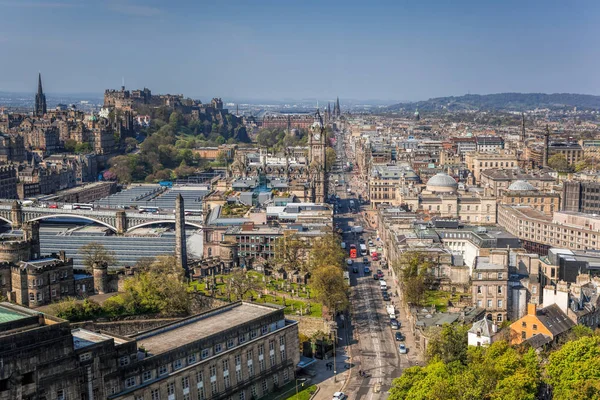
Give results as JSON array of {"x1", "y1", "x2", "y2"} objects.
[{"x1": 379, "y1": 280, "x2": 387, "y2": 290}]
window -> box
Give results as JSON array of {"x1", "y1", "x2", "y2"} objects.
[
  {"x1": 198, "y1": 386, "x2": 206, "y2": 400},
  {"x1": 498, "y1": 286, "x2": 503, "y2": 294},
  {"x1": 210, "y1": 365, "x2": 216, "y2": 378},
  {"x1": 250, "y1": 330, "x2": 258, "y2": 339},
  {"x1": 159, "y1": 365, "x2": 168, "y2": 376},
  {"x1": 183, "y1": 395, "x2": 190, "y2": 400},
  {"x1": 224, "y1": 375, "x2": 231, "y2": 389},
  {"x1": 211, "y1": 381, "x2": 218, "y2": 395},
  {"x1": 215, "y1": 343, "x2": 222, "y2": 354},
  {"x1": 262, "y1": 379, "x2": 268, "y2": 393},
  {"x1": 497, "y1": 300, "x2": 503, "y2": 308},
  {"x1": 251, "y1": 385, "x2": 257, "y2": 399},
  {"x1": 57, "y1": 389, "x2": 66, "y2": 400},
  {"x1": 222, "y1": 359, "x2": 229, "y2": 372},
  {"x1": 143, "y1": 370, "x2": 153, "y2": 382},
  {"x1": 477, "y1": 286, "x2": 482, "y2": 294},
  {"x1": 533, "y1": 324, "x2": 538, "y2": 330},
  {"x1": 279, "y1": 336, "x2": 285, "y2": 346},
  {"x1": 521, "y1": 331, "x2": 526, "y2": 340},
  {"x1": 270, "y1": 354, "x2": 275, "y2": 367},
  {"x1": 182, "y1": 376, "x2": 190, "y2": 389},
  {"x1": 29, "y1": 293, "x2": 35, "y2": 301},
  {"x1": 239, "y1": 334, "x2": 247, "y2": 344},
  {"x1": 280, "y1": 348, "x2": 286, "y2": 361},
  {"x1": 167, "y1": 382, "x2": 175, "y2": 395},
  {"x1": 498, "y1": 272, "x2": 503, "y2": 279},
  {"x1": 173, "y1": 359, "x2": 183, "y2": 370},
  {"x1": 125, "y1": 377, "x2": 136, "y2": 388},
  {"x1": 262, "y1": 325, "x2": 269, "y2": 335},
  {"x1": 273, "y1": 373, "x2": 278, "y2": 387},
  {"x1": 201, "y1": 349, "x2": 210, "y2": 359},
  {"x1": 258, "y1": 344, "x2": 264, "y2": 356},
  {"x1": 521, "y1": 321, "x2": 527, "y2": 328},
  {"x1": 477, "y1": 300, "x2": 482, "y2": 307},
  {"x1": 239, "y1": 391, "x2": 246, "y2": 400},
  {"x1": 235, "y1": 354, "x2": 241, "y2": 366},
  {"x1": 269, "y1": 340, "x2": 275, "y2": 351},
  {"x1": 196, "y1": 370, "x2": 204, "y2": 386},
  {"x1": 259, "y1": 358, "x2": 265, "y2": 372},
  {"x1": 283, "y1": 369, "x2": 289, "y2": 383},
  {"x1": 119, "y1": 356, "x2": 130, "y2": 366},
  {"x1": 36, "y1": 292, "x2": 42, "y2": 302},
  {"x1": 227, "y1": 338, "x2": 235, "y2": 349},
  {"x1": 248, "y1": 363, "x2": 254, "y2": 377},
  {"x1": 188, "y1": 354, "x2": 197, "y2": 364},
  {"x1": 487, "y1": 300, "x2": 492, "y2": 308}
]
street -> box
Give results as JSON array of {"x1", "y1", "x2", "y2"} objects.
[{"x1": 314, "y1": 129, "x2": 422, "y2": 400}]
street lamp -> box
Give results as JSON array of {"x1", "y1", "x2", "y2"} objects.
[{"x1": 295, "y1": 378, "x2": 307, "y2": 400}]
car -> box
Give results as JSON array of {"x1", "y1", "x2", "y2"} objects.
[
  {"x1": 363, "y1": 257, "x2": 369, "y2": 264},
  {"x1": 399, "y1": 344, "x2": 407, "y2": 354},
  {"x1": 332, "y1": 392, "x2": 347, "y2": 400},
  {"x1": 368, "y1": 240, "x2": 374, "y2": 246},
  {"x1": 373, "y1": 274, "x2": 379, "y2": 280},
  {"x1": 377, "y1": 269, "x2": 383, "y2": 276},
  {"x1": 358, "y1": 238, "x2": 365, "y2": 244},
  {"x1": 390, "y1": 319, "x2": 400, "y2": 329},
  {"x1": 352, "y1": 266, "x2": 359, "y2": 273},
  {"x1": 395, "y1": 332, "x2": 405, "y2": 341},
  {"x1": 363, "y1": 267, "x2": 370, "y2": 274},
  {"x1": 372, "y1": 255, "x2": 379, "y2": 261},
  {"x1": 382, "y1": 292, "x2": 390, "y2": 301}
]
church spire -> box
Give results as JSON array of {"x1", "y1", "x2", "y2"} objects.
[
  {"x1": 35, "y1": 73, "x2": 47, "y2": 117},
  {"x1": 335, "y1": 96, "x2": 340, "y2": 117}
]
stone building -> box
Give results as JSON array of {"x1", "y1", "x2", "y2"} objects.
[
  {"x1": 479, "y1": 169, "x2": 556, "y2": 197},
  {"x1": 471, "y1": 249, "x2": 510, "y2": 323},
  {"x1": 0, "y1": 132, "x2": 26, "y2": 163},
  {"x1": 465, "y1": 150, "x2": 519, "y2": 183},
  {"x1": 499, "y1": 180, "x2": 560, "y2": 216},
  {"x1": 0, "y1": 301, "x2": 300, "y2": 400},
  {"x1": 0, "y1": 165, "x2": 17, "y2": 199},
  {"x1": 562, "y1": 180, "x2": 600, "y2": 214}
]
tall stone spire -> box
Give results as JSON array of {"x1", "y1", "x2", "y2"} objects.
[
  {"x1": 335, "y1": 96, "x2": 341, "y2": 117},
  {"x1": 175, "y1": 194, "x2": 189, "y2": 276},
  {"x1": 542, "y1": 125, "x2": 550, "y2": 168},
  {"x1": 35, "y1": 73, "x2": 47, "y2": 117},
  {"x1": 521, "y1": 113, "x2": 526, "y2": 142}
]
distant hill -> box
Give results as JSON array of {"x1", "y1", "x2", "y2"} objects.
[{"x1": 386, "y1": 93, "x2": 600, "y2": 112}]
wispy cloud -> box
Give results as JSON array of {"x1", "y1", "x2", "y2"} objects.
[
  {"x1": 0, "y1": 1, "x2": 80, "y2": 8},
  {"x1": 108, "y1": 1, "x2": 162, "y2": 17}
]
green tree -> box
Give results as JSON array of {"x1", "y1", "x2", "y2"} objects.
[
  {"x1": 546, "y1": 335, "x2": 600, "y2": 400},
  {"x1": 79, "y1": 242, "x2": 117, "y2": 271},
  {"x1": 274, "y1": 233, "x2": 307, "y2": 275},
  {"x1": 310, "y1": 265, "x2": 349, "y2": 313},
  {"x1": 169, "y1": 111, "x2": 184, "y2": 131},
  {"x1": 393, "y1": 251, "x2": 434, "y2": 305},
  {"x1": 326, "y1": 147, "x2": 337, "y2": 171},
  {"x1": 548, "y1": 153, "x2": 570, "y2": 172},
  {"x1": 64, "y1": 139, "x2": 77, "y2": 152},
  {"x1": 425, "y1": 323, "x2": 469, "y2": 363},
  {"x1": 226, "y1": 269, "x2": 264, "y2": 301},
  {"x1": 307, "y1": 234, "x2": 346, "y2": 272},
  {"x1": 74, "y1": 142, "x2": 93, "y2": 154}
]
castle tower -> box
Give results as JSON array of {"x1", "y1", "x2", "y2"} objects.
[
  {"x1": 543, "y1": 125, "x2": 550, "y2": 168},
  {"x1": 93, "y1": 261, "x2": 109, "y2": 294},
  {"x1": 175, "y1": 194, "x2": 189, "y2": 276},
  {"x1": 22, "y1": 221, "x2": 40, "y2": 260},
  {"x1": 34, "y1": 73, "x2": 47, "y2": 117}
]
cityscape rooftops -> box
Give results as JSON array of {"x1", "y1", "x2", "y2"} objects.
[{"x1": 134, "y1": 302, "x2": 284, "y2": 355}]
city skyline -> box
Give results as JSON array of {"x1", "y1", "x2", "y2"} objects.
[{"x1": 0, "y1": 0, "x2": 599, "y2": 102}]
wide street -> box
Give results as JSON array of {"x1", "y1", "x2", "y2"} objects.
[{"x1": 319, "y1": 129, "x2": 423, "y2": 400}]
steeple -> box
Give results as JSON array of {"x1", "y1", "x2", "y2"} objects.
[
  {"x1": 335, "y1": 96, "x2": 341, "y2": 117},
  {"x1": 327, "y1": 102, "x2": 332, "y2": 120},
  {"x1": 34, "y1": 73, "x2": 47, "y2": 117}
]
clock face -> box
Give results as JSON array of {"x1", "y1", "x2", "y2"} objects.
[{"x1": 313, "y1": 133, "x2": 321, "y2": 141}]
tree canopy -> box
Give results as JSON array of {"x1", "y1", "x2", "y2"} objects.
[
  {"x1": 393, "y1": 251, "x2": 434, "y2": 305},
  {"x1": 79, "y1": 242, "x2": 117, "y2": 271}
]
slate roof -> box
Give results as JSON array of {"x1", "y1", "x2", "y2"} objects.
[{"x1": 537, "y1": 303, "x2": 576, "y2": 337}]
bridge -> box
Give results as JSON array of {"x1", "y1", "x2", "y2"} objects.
[{"x1": 0, "y1": 203, "x2": 204, "y2": 234}]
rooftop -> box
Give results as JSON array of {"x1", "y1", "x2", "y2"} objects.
[
  {"x1": 135, "y1": 302, "x2": 282, "y2": 355},
  {"x1": 72, "y1": 328, "x2": 130, "y2": 350},
  {"x1": 0, "y1": 304, "x2": 29, "y2": 324}
]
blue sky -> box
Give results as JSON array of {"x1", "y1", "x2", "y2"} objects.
[{"x1": 0, "y1": 0, "x2": 599, "y2": 102}]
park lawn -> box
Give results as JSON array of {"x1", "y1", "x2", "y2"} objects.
[
  {"x1": 286, "y1": 384, "x2": 317, "y2": 400},
  {"x1": 424, "y1": 290, "x2": 452, "y2": 313}
]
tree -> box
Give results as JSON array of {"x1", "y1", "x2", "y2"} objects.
[
  {"x1": 79, "y1": 242, "x2": 116, "y2": 271},
  {"x1": 548, "y1": 153, "x2": 570, "y2": 172},
  {"x1": 425, "y1": 323, "x2": 469, "y2": 363},
  {"x1": 546, "y1": 335, "x2": 600, "y2": 400},
  {"x1": 125, "y1": 137, "x2": 138, "y2": 152},
  {"x1": 227, "y1": 269, "x2": 264, "y2": 301},
  {"x1": 274, "y1": 233, "x2": 307, "y2": 275},
  {"x1": 307, "y1": 234, "x2": 346, "y2": 272},
  {"x1": 393, "y1": 251, "x2": 434, "y2": 305},
  {"x1": 310, "y1": 266, "x2": 349, "y2": 313},
  {"x1": 64, "y1": 139, "x2": 77, "y2": 152},
  {"x1": 326, "y1": 147, "x2": 337, "y2": 171},
  {"x1": 106, "y1": 256, "x2": 191, "y2": 316},
  {"x1": 74, "y1": 142, "x2": 93, "y2": 154}
]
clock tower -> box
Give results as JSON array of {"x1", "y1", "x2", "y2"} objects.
[{"x1": 308, "y1": 110, "x2": 327, "y2": 203}]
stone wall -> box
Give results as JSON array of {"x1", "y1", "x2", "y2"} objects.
[
  {"x1": 71, "y1": 318, "x2": 181, "y2": 336},
  {"x1": 287, "y1": 315, "x2": 329, "y2": 336}
]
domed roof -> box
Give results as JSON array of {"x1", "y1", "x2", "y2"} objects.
[
  {"x1": 508, "y1": 180, "x2": 536, "y2": 191},
  {"x1": 426, "y1": 173, "x2": 458, "y2": 192}
]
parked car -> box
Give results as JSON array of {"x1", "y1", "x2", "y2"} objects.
[
  {"x1": 390, "y1": 319, "x2": 400, "y2": 329},
  {"x1": 332, "y1": 392, "x2": 347, "y2": 400},
  {"x1": 373, "y1": 273, "x2": 379, "y2": 280},
  {"x1": 363, "y1": 257, "x2": 369, "y2": 264},
  {"x1": 364, "y1": 266, "x2": 370, "y2": 274},
  {"x1": 395, "y1": 332, "x2": 405, "y2": 341},
  {"x1": 353, "y1": 266, "x2": 359, "y2": 273},
  {"x1": 377, "y1": 269, "x2": 383, "y2": 276},
  {"x1": 399, "y1": 344, "x2": 407, "y2": 354},
  {"x1": 382, "y1": 292, "x2": 390, "y2": 301}
]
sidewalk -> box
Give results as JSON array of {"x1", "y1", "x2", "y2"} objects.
[{"x1": 309, "y1": 316, "x2": 353, "y2": 400}]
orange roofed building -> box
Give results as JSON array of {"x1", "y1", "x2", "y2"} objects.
[{"x1": 509, "y1": 303, "x2": 575, "y2": 346}]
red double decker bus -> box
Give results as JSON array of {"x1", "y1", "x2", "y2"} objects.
[{"x1": 349, "y1": 244, "x2": 357, "y2": 259}]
